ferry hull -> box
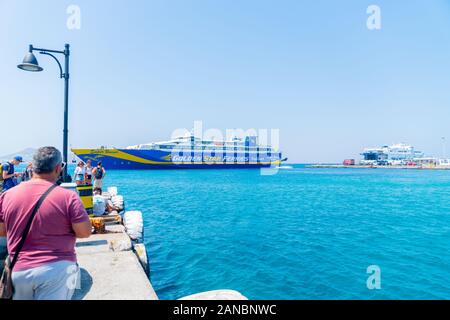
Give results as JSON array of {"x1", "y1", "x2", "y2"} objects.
[{"x1": 71, "y1": 148, "x2": 282, "y2": 170}]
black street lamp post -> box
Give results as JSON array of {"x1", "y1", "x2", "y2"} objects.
[{"x1": 18, "y1": 44, "x2": 70, "y2": 182}]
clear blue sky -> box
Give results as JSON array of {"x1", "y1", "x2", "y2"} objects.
[{"x1": 1, "y1": 0, "x2": 450, "y2": 162}]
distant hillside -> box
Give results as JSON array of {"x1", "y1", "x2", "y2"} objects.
[
  {"x1": 1, "y1": 148, "x2": 79, "y2": 163},
  {"x1": 0, "y1": 148, "x2": 37, "y2": 163}
]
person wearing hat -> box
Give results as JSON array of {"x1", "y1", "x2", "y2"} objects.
[{"x1": 1, "y1": 156, "x2": 23, "y2": 191}]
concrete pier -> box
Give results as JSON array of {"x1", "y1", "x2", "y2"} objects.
[{"x1": 73, "y1": 224, "x2": 158, "y2": 300}]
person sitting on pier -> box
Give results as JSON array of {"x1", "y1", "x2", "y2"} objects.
[
  {"x1": 92, "y1": 187, "x2": 115, "y2": 216},
  {"x1": 0, "y1": 147, "x2": 92, "y2": 300}
]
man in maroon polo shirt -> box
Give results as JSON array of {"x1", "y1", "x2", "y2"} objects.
[{"x1": 0, "y1": 147, "x2": 92, "y2": 300}]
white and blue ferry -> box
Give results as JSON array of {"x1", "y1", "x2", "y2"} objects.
[
  {"x1": 72, "y1": 134, "x2": 286, "y2": 170},
  {"x1": 360, "y1": 143, "x2": 424, "y2": 165}
]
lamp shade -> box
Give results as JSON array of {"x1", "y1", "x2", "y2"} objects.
[{"x1": 17, "y1": 52, "x2": 43, "y2": 72}]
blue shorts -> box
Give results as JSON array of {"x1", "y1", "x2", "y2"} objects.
[{"x1": 2, "y1": 178, "x2": 16, "y2": 191}]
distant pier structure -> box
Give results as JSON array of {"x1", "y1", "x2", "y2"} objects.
[{"x1": 322, "y1": 143, "x2": 450, "y2": 169}]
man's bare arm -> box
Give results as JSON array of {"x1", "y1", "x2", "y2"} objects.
[
  {"x1": 2, "y1": 171, "x2": 13, "y2": 180},
  {"x1": 72, "y1": 221, "x2": 92, "y2": 238}
]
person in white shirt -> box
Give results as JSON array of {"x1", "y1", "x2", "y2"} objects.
[
  {"x1": 92, "y1": 187, "x2": 115, "y2": 216},
  {"x1": 73, "y1": 161, "x2": 86, "y2": 186}
]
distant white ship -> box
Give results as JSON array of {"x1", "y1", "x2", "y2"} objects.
[{"x1": 360, "y1": 143, "x2": 424, "y2": 165}]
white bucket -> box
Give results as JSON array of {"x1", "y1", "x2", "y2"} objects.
[
  {"x1": 60, "y1": 183, "x2": 78, "y2": 193},
  {"x1": 123, "y1": 211, "x2": 143, "y2": 241},
  {"x1": 107, "y1": 187, "x2": 118, "y2": 197}
]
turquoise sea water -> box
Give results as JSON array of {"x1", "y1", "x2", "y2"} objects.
[{"x1": 104, "y1": 165, "x2": 450, "y2": 300}]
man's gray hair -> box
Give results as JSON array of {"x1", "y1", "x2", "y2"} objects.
[{"x1": 33, "y1": 147, "x2": 62, "y2": 174}]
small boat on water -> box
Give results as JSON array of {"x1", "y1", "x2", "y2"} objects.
[{"x1": 72, "y1": 133, "x2": 286, "y2": 170}]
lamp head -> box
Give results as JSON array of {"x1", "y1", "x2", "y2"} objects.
[{"x1": 17, "y1": 51, "x2": 43, "y2": 72}]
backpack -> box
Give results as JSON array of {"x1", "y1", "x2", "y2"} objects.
[
  {"x1": 0, "y1": 163, "x2": 9, "y2": 184},
  {"x1": 94, "y1": 167, "x2": 104, "y2": 179}
]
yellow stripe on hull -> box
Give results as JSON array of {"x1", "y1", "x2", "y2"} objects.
[{"x1": 72, "y1": 148, "x2": 168, "y2": 165}]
